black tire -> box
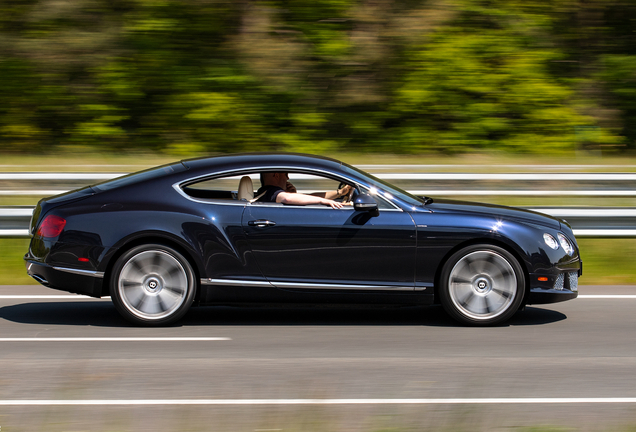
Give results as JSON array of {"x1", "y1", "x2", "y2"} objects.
[
  {"x1": 110, "y1": 244, "x2": 196, "y2": 326},
  {"x1": 439, "y1": 244, "x2": 525, "y2": 326}
]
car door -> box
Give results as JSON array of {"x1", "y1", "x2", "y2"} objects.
[{"x1": 241, "y1": 200, "x2": 417, "y2": 290}]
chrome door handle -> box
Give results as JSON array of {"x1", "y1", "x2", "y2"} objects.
[{"x1": 248, "y1": 219, "x2": 276, "y2": 227}]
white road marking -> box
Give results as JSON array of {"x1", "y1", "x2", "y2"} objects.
[
  {"x1": 0, "y1": 398, "x2": 635, "y2": 406},
  {"x1": 1, "y1": 295, "x2": 635, "y2": 300},
  {"x1": 0, "y1": 337, "x2": 230, "y2": 342},
  {"x1": 0, "y1": 295, "x2": 109, "y2": 299}
]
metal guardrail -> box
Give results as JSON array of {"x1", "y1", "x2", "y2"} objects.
[
  {"x1": 4, "y1": 171, "x2": 636, "y2": 196},
  {"x1": 2, "y1": 170, "x2": 636, "y2": 237}
]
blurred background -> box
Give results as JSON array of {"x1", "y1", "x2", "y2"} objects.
[
  {"x1": 1, "y1": 0, "x2": 635, "y2": 155},
  {"x1": 2, "y1": 0, "x2": 636, "y2": 282}
]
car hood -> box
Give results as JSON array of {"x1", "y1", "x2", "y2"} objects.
[{"x1": 425, "y1": 198, "x2": 561, "y2": 230}]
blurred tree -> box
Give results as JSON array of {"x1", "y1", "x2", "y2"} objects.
[
  {"x1": 0, "y1": 0, "x2": 632, "y2": 155},
  {"x1": 389, "y1": 0, "x2": 609, "y2": 154},
  {"x1": 593, "y1": 2, "x2": 636, "y2": 150}
]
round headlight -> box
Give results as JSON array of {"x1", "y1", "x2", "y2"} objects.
[
  {"x1": 543, "y1": 233, "x2": 559, "y2": 250},
  {"x1": 558, "y1": 233, "x2": 574, "y2": 255}
]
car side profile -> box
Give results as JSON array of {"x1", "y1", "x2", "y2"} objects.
[{"x1": 24, "y1": 153, "x2": 581, "y2": 326}]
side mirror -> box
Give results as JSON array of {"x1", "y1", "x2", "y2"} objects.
[{"x1": 353, "y1": 194, "x2": 379, "y2": 216}]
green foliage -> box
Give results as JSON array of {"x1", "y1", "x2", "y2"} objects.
[
  {"x1": 0, "y1": 0, "x2": 634, "y2": 155},
  {"x1": 597, "y1": 54, "x2": 636, "y2": 149},
  {"x1": 390, "y1": 0, "x2": 600, "y2": 154}
]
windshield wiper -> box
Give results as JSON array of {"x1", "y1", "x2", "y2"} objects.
[{"x1": 421, "y1": 196, "x2": 433, "y2": 205}]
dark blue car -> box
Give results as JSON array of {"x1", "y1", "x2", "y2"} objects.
[{"x1": 25, "y1": 153, "x2": 581, "y2": 326}]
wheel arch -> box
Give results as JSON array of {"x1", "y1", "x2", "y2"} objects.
[
  {"x1": 100, "y1": 233, "x2": 203, "y2": 301},
  {"x1": 432, "y1": 237, "x2": 530, "y2": 305}
]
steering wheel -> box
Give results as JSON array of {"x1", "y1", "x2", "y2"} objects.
[{"x1": 336, "y1": 182, "x2": 355, "y2": 203}]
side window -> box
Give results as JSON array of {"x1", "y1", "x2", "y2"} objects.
[
  {"x1": 251, "y1": 171, "x2": 356, "y2": 207},
  {"x1": 285, "y1": 172, "x2": 343, "y2": 196},
  {"x1": 179, "y1": 170, "x2": 364, "y2": 207},
  {"x1": 181, "y1": 174, "x2": 258, "y2": 201}
]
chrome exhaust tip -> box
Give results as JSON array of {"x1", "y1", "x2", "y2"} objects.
[{"x1": 31, "y1": 274, "x2": 49, "y2": 286}]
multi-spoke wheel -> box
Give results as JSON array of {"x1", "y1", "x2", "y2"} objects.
[
  {"x1": 439, "y1": 244, "x2": 525, "y2": 326},
  {"x1": 110, "y1": 244, "x2": 195, "y2": 326}
]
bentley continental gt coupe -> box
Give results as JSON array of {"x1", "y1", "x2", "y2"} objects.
[{"x1": 25, "y1": 153, "x2": 581, "y2": 326}]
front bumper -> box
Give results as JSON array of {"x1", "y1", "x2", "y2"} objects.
[
  {"x1": 527, "y1": 287, "x2": 578, "y2": 304},
  {"x1": 25, "y1": 260, "x2": 104, "y2": 298},
  {"x1": 526, "y1": 267, "x2": 580, "y2": 305}
]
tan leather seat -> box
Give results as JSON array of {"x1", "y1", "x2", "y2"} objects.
[{"x1": 237, "y1": 176, "x2": 254, "y2": 201}]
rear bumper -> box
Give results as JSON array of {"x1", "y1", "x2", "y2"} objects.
[{"x1": 25, "y1": 260, "x2": 104, "y2": 298}]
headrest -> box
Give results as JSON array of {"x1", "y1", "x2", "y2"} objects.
[{"x1": 237, "y1": 176, "x2": 254, "y2": 201}]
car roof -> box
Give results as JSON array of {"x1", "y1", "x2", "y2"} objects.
[{"x1": 181, "y1": 153, "x2": 343, "y2": 173}]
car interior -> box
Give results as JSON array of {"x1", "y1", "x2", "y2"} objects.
[{"x1": 179, "y1": 171, "x2": 395, "y2": 209}]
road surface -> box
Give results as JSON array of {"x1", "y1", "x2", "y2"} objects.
[{"x1": 0, "y1": 284, "x2": 634, "y2": 431}]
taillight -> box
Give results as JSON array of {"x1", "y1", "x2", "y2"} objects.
[{"x1": 37, "y1": 215, "x2": 66, "y2": 238}]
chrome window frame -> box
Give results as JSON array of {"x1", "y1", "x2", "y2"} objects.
[{"x1": 172, "y1": 166, "x2": 402, "y2": 211}]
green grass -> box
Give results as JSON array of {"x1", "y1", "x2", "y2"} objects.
[
  {"x1": 0, "y1": 238, "x2": 34, "y2": 285},
  {"x1": 3, "y1": 237, "x2": 635, "y2": 286},
  {"x1": 578, "y1": 238, "x2": 636, "y2": 285},
  {"x1": 0, "y1": 405, "x2": 632, "y2": 432}
]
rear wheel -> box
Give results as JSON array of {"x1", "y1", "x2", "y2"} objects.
[
  {"x1": 110, "y1": 244, "x2": 195, "y2": 326},
  {"x1": 439, "y1": 244, "x2": 525, "y2": 326}
]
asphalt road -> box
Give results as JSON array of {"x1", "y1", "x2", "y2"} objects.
[{"x1": 0, "y1": 284, "x2": 635, "y2": 431}]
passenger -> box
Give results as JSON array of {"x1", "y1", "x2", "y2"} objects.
[{"x1": 255, "y1": 172, "x2": 353, "y2": 209}]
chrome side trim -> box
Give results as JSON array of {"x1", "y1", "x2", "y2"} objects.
[
  {"x1": 201, "y1": 278, "x2": 273, "y2": 287},
  {"x1": 271, "y1": 281, "x2": 414, "y2": 291},
  {"x1": 200, "y1": 278, "x2": 419, "y2": 291},
  {"x1": 52, "y1": 266, "x2": 105, "y2": 278}
]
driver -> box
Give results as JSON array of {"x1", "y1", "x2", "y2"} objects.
[{"x1": 255, "y1": 172, "x2": 353, "y2": 209}]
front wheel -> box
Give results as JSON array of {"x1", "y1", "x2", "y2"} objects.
[
  {"x1": 439, "y1": 244, "x2": 525, "y2": 326},
  {"x1": 110, "y1": 244, "x2": 196, "y2": 326}
]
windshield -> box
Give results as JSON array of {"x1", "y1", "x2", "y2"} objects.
[{"x1": 342, "y1": 163, "x2": 426, "y2": 207}]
